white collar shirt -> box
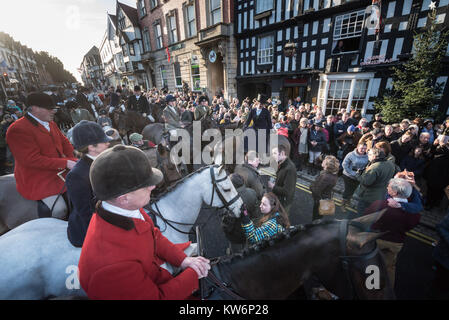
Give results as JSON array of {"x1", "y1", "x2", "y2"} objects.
[
  {"x1": 28, "y1": 112, "x2": 50, "y2": 132},
  {"x1": 392, "y1": 197, "x2": 408, "y2": 203},
  {"x1": 102, "y1": 202, "x2": 144, "y2": 221}
]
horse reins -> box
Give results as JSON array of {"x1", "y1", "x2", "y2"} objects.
[
  {"x1": 148, "y1": 166, "x2": 241, "y2": 235},
  {"x1": 209, "y1": 166, "x2": 240, "y2": 211},
  {"x1": 203, "y1": 259, "x2": 246, "y2": 300}
]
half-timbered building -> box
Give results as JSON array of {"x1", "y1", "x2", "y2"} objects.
[{"x1": 235, "y1": 0, "x2": 449, "y2": 118}]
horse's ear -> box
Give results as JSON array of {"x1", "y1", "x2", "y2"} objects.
[
  {"x1": 351, "y1": 208, "x2": 386, "y2": 231},
  {"x1": 347, "y1": 231, "x2": 388, "y2": 249}
]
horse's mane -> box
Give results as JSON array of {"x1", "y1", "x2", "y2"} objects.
[
  {"x1": 150, "y1": 165, "x2": 215, "y2": 201},
  {"x1": 217, "y1": 219, "x2": 337, "y2": 264}
]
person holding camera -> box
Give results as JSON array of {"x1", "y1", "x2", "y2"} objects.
[{"x1": 341, "y1": 142, "x2": 369, "y2": 211}]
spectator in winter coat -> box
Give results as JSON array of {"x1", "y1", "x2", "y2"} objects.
[
  {"x1": 333, "y1": 112, "x2": 352, "y2": 140},
  {"x1": 234, "y1": 150, "x2": 266, "y2": 200},
  {"x1": 357, "y1": 148, "x2": 396, "y2": 215},
  {"x1": 364, "y1": 178, "x2": 421, "y2": 287},
  {"x1": 336, "y1": 125, "x2": 362, "y2": 161},
  {"x1": 421, "y1": 120, "x2": 435, "y2": 144},
  {"x1": 309, "y1": 155, "x2": 339, "y2": 221},
  {"x1": 341, "y1": 143, "x2": 369, "y2": 210},
  {"x1": 424, "y1": 135, "x2": 449, "y2": 210},
  {"x1": 400, "y1": 146, "x2": 426, "y2": 179},
  {"x1": 412, "y1": 132, "x2": 433, "y2": 161},
  {"x1": 268, "y1": 144, "x2": 297, "y2": 212},
  {"x1": 391, "y1": 131, "x2": 414, "y2": 165},
  {"x1": 384, "y1": 125, "x2": 398, "y2": 143},
  {"x1": 292, "y1": 117, "x2": 309, "y2": 171},
  {"x1": 307, "y1": 121, "x2": 327, "y2": 175}
]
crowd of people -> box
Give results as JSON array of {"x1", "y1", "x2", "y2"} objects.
[{"x1": 1, "y1": 85, "x2": 449, "y2": 299}]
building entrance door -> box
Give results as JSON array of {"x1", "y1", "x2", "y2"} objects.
[
  {"x1": 283, "y1": 86, "x2": 306, "y2": 108},
  {"x1": 208, "y1": 51, "x2": 224, "y2": 97}
]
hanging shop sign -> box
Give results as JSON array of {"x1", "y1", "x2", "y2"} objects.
[{"x1": 209, "y1": 50, "x2": 217, "y2": 63}]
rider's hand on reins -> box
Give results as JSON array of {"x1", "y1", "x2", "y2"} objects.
[{"x1": 180, "y1": 256, "x2": 211, "y2": 279}]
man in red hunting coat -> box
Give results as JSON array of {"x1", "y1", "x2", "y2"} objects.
[
  {"x1": 78, "y1": 145, "x2": 210, "y2": 300},
  {"x1": 6, "y1": 92, "x2": 77, "y2": 217}
]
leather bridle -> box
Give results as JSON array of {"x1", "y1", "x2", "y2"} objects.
[
  {"x1": 209, "y1": 165, "x2": 241, "y2": 212},
  {"x1": 147, "y1": 165, "x2": 241, "y2": 235},
  {"x1": 338, "y1": 219, "x2": 380, "y2": 300}
]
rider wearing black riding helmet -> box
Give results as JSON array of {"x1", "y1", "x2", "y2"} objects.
[
  {"x1": 66, "y1": 120, "x2": 112, "y2": 247},
  {"x1": 78, "y1": 145, "x2": 211, "y2": 299}
]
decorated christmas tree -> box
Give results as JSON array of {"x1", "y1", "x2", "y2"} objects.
[{"x1": 374, "y1": 2, "x2": 449, "y2": 123}]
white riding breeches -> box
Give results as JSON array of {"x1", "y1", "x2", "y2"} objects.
[{"x1": 41, "y1": 195, "x2": 68, "y2": 219}]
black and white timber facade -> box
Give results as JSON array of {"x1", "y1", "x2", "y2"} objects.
[{"x1": 235, "y1": 0, "x2": 449, "y2": 119}]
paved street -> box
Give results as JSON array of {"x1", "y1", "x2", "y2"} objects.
[{"x1": 189, "y1": 166, "x2": 443, "y2": 300}]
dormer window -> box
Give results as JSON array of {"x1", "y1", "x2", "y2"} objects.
[{"x1": 118, "y1": 10, "x2": 126, "y2": 30}]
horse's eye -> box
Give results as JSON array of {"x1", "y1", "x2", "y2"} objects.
[{"x1": 223, "y1": 188, "x2": 231, "y2": 192}]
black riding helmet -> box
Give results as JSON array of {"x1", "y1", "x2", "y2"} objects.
[
  {"x1": 90, "y1": 145, "x2": 164, "y2": 200},
  {"x1": 72, "y1": 120, "x2": 111, "y2": 151}
]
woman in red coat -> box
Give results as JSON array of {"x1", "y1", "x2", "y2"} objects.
[{"x1": 78, "y1": 145, "x2": 210, "y2": 300}]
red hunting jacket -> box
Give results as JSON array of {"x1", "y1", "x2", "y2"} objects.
[
  {"x1": 6, "y1": 113, "x2": 76, "y2": 200},
  {"x1": 78, "y1": 206, "x2": 199, "y2": 300}
]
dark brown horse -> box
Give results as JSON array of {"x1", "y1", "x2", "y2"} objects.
[
  {"x1": 206, "y1": 210, "x2": 394, "y2": 300},
  {"x1": 142, "y1": 123, "x2": 170, "y2": 147},
  {"x1": 141, "y1": 144, "x2": 184, "y2": 193},
  {"x1": 143, "y1": 115, "x2": 220, "y2": 174},
  {"x1": 54, "y1": 106, "x2": 74, "y2": 133},
  {"x1": 113, "y1": 103, "x2": 164, "y2": 137}
]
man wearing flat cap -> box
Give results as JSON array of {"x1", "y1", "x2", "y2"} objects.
[
  {"x1": 129, "y1": 132, "x2": 156, "y2": 150},
  {"x1": 78, "y1": 145, "x2": 210, "y2": 299},
  {"x1": 6, "y1": 92, "x2": 78, "y2": 218}
]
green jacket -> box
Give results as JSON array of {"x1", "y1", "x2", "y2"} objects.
[
  {"x1": 272, "y1": 158, "x2": 297, "y2": 208},
  {"x1": 358, "y1": 159, "x2": 396, "y2": 203}
]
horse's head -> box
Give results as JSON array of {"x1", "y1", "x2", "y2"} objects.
[
  {"x1": 156, "y1": 144, "x2": 183, "y2": 184},
  {"x1": 315, "y1": 209, "x2": 395, "y2": 300},
  {"x1": 206, "y1": 165, "x2": 243, "y2": 219}
]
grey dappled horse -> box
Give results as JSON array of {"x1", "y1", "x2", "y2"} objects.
[{"x1": 0, "y1": 174, "x2": 67, "y2": 236}]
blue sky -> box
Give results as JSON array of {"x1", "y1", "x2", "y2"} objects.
[{"x1": 0, "y1": 0, "x2": 137, "y2": 82}]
